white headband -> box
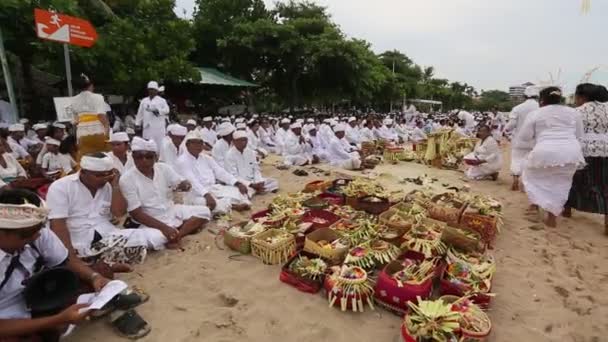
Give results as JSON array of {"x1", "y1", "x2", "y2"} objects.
[
  {"x1": 0, "y1": 203, "x2": 48, "y2": 229},
  {"x1": 131, "y1": 137, "x2": 157, "y2": 152},
  {"x1": 233, "y1": 130, "x2": 248, "y2": 140},
  {"x1": 80, "y1": 155, "x2": 114, "y2": 172}
]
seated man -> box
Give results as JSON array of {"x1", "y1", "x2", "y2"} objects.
[
  {"x1": 463, "y1": 125, "x2": 502, "y2": 181},
  {"x1": 327, "y1": 124, "x2": 362, "y2": 170},
  {"x1": 0, "y1": 189, "x2": 151, "y2": 341},
  {"x1": 282, "y1": 123, "x2": 317, "y2": 166},
  {"x1": 225, "y1": 131, "x2": 279, "y2": 194},
  {"x1": 211, "y1": 122, "x2": 235, "y2": 169},
  {"x1": 305, "y1": 124, "x2": 328, "y2": 162},
  {"x1": 41, "y1": 138, "x2": 72, "y2": 179},
  {"x1": 200, "y1": 116, "x2": 217, "y2": 148},
  {"x1": 6, "y1": 124, "x2": 32, "y2": 163},
  {"x1": 106, "y1": 132, "x2": 134, "y2": 175},
  {"x1": 176, "y1": 131, "x2": 251, "y2": 214},
  {"x1": 47, "y1": 153, "x2": 165, "y2": 267},
  {"x1": 159, "y1": 124, "x2": 186, "y2": 167},
  {"x1": 376, "y1": 119, "x2": 399, "y2": 141},
  {"x1": 120, "y1": 137, "x2": 210, "y2": 249}
]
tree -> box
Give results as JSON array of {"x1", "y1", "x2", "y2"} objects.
[{"x1": 474, "y1": 90, "x2": 513, "y2": 111}]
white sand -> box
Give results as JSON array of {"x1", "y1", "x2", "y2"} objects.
[{"x1": 67, "y1": 146, "x2": 608, "y2": 342}]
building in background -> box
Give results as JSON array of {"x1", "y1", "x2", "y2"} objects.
[{"x1": 509, "y1": 82, "x2": 535, "y2": 101}]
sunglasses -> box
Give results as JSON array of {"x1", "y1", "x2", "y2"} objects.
[{"x1": 133, "y1": 153, "x2": 156, "y2": 160}]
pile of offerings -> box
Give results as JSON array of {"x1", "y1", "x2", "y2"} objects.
[{"x1": 220, "y1": 178, "x2": 502, "y2": 341}]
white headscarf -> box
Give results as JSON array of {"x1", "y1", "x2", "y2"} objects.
[
  {"x1": 80, "y1": 155, "x2": 114, "y2": 172},
  {"x1": 131, "y1": 136, "x2": 157, "y2": 152},
  {"x1": 0, "y1": 203, "x2": 48, "y2": 229}
]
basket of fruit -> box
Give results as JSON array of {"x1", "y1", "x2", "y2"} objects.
[
  {"x1": 280, "y1": 251, "x2": 328, "y2": 294},
  {"x1": 440, "y1": 296, "x2": 492, "y2": 340},
  {"x1": 251, "y1": 229, "x2": 297, "y2": 265},
  {"x1": 325, "y1": 265, "x2": 375, "y2": 312},
  {"x1": 223, "y1": 221, "x2": 267, "y2": 254},
  {"x1": 401, "y1": 219, "x2": 447, "y2": 258},
  {"x1": 343, "y1": 240, "x2": 401, "y2": 270},
  {"x1": 303, "y1": 228, "x2": 350, "y2": 264},
  {"x1": 439, "y1": 248, "x2": 495, "y2": 308}
]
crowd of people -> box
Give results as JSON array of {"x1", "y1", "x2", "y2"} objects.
[{"x1": 0, "y1": 74, "x2": 606, "y2": 341}]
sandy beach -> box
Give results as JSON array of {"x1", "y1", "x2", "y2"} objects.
[{"x1": 67, "y1": 145, "x2": 608, "y2": 342}]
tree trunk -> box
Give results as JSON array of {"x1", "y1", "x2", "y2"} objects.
[{"x1": 289, "y1": 74, "x2": 298, "y2": 114}]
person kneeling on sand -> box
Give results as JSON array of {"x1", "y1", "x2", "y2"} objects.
[
  {"x1": 225, "y1": 130, "x2": 279, "y2": 195},
  {"x1": 119, "y1": 137, "x2": 211, "y2": 249},
  {"x1": 176, "y1": 131, "x2": 252, "y2": 214},
  {"x1": 327, "y1": 124, "x2": 362, "y2": 170}
]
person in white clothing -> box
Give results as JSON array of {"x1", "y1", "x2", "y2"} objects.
[
  {"x1": 394, "y1": 118, "x2": 410, "y2": 142},
  {"x1": 345, "y1": 117, "x2": 361, "y2": 145},
  {"x1": 305, "y1": 124, "x2": 328, "y2": 161},
  {"x1": 186, "y1": 119, "x2": 197, "y2": 132},
  {"x1": 212, "y1": 123, "x2": 235, "y2": 169},
  {"x1": 159, "y1": 124, "x2": 187, "y2": 167},
  {"x1": 225, "y1": 131, "x2": 279, "y2": 194},
  {"x1": 246, "y1": 121, "x2": 268, "y2": 157},
  {"x1": 176, "y1": 131, "x2": 252, "y2": 214},
  {"x1": 200, "y1": 116, "x2": 217, "y2": 149},
  {"x1": 282, "y1": 123, "x2": 316, "y2": 166},
  {"x1": 47, "y1": 153, "x2": 164, "y2": 268},
  {"x1": 376, "y1": 119, "x2": 399, "y2": 141},
  {"x1": 327, "y1": 124, "x2": 362, "y2": 170},
  {"x1": 135, "y1": 81, "x2": 170, "y2": 149},
  {"x1": 519, "y1": 87, "x2": 585, "y2": 228},
  {"x1": 259, "y1": 119, "x2": 277, "y2": 153},
  {"x1": 274, "y1": 119, "x2": 291, "y2": 155},
  {"x1": 457, "y1": 110, "x2": 476, "y2": 132},
  {"x1": 359, "y1": 120, "x2": 375, "y2": 142},
  {"x1": 6, "y1": 124, "x2": 31, "y2": 162},
  {"x1": 463, "y1": 125, "x2": 502, "y2": 180},
  {"x1": 410, "y1": 121, "x2": 428, "y2": 143},
  {"x1": 105, "y1": 132, "x2": 135, "y2": 175},
  {"x1": 504, "y1": 86, "x2": 540, "y2": 191},
  {"x1": 119, "y1": 137, "x2": 210, "y2": 249},
  {"x1": 29, "y1": 123, "x2": 47, "y2": 145},
  {"x1": 41, "y1": 138, "x2": 73, "y2": 178}
]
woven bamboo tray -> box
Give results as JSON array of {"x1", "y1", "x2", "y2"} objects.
[
  {"x1": 251, "y1": 229, "x2": 296, "y2": 265},
  {"x1": 304, "y1": 228, "x2": 349, "y2": 264}
]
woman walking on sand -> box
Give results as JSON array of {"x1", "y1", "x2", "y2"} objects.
[{"x1": 520, "y1": 86, "x2": 585, "y2": 227}]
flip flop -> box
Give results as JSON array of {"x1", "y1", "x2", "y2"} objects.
[
  {"x1": 113, "y1": 286, "x2": 150, "y2": 310},
  {"x1": 110, "y1": 309, "x2": 151, "y2": 340}
]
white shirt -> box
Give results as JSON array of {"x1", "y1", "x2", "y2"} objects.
[
  {"x1": 519, "y1": 105, "x2": 585, "y2": 168},
  {"x1": 376, "y1": 125, "x2": 398, "y2": 141},
  {"x1": 135, "y1": 96, "x2": 170, "y2": 146},
  {"x1": 42, "y1": 152, "x2": 74, "y2": 173},
  {"x1": 458, "y1": 111, "x2": 476, "y2": 129},
  {"x1": 46, "y1": 174, "x2": 118, "y2": 255},
  {"x1": 505, "y1": 99, "x2": 540, "y2": 150},
  {"x1": 327, "y1": 136, "x2": 357, "y2": 163},
  {"x1": 106, "y1": 151, "x2": 134, "y2": 174},
  {"x1": 274, "y1": 128, "x2": 290, "y2": 154},
  {"x1": 466, "y1": 136, "x2": 502, "y2": 172},
  {"x1": 345, "y1": 125, "x2": 361, "y2": 144},
  {"x1": 200, "y1": 127, "x2": 217, "y2": 147},
  {"x1": 158, "y1": 137, "x2": 181, "y2": 167},
  {"x1": 6, "y1": 136, "x2": 29, "y2": 159},
  {"x1": 176, "y1": 152, "x2": 237, "y2": 198},
  {"x1": 211, "y1": 138, "x2": 231, "y2": 168},
  {"x1": 283, "y1": 132, "x2": 310, "y2": 157},
  {"x1": 359, "y1": 127, "x2": 375, "y2": 142},
  {"x1": 225, "y1": 146, "x2": 264, "y2": 186},
  {"x1": 0, "y1": 229, "x2": 68, "y2": 319},
  {"x1": 0, "y1": 152, "x2": 27, "y2": 181},
  {"x1": 259, "y1": 127, "x2": 276, "y2": 149},
  {"x1": 120, "y1": 163, "x2": 184, "y2": 220},
  {"x1": 410, "y1": 127, "x2": 427, "y2": 143}
]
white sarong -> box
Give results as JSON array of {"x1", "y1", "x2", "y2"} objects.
[{"x1": 522, "y1": 164, "x2": 578, "y2": 216}]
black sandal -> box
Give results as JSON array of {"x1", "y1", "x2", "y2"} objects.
[{"x1": 110, "y1": 309, "x2": 151, "y2": 340}]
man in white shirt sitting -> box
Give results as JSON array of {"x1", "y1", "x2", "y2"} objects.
[
  {"x1": 410, "y1": 121, "x2": 428, "y2": 143},
  {"x1": 200, "y1": 116, "x2": 217, "y2": 149},
  {"x1": 211, "y1": 122, "x2": 235, "y2": 169},
  {"x1": 47, "y1": 153, "x2": 166, "y2": 264},
  {"x1": 327, "y1": 124, "x2": 362, "y2": 170},
  {"x1": 305, "y1": 124, "x2": 328, "y2": 162},
  {"x1": 120, "y1": 137, "x2": 210, "y2": 249},
  {"x1": 376, "y1": 119, "x2": 399, "y2": 141},
  {"x1": 176, "y1": 131, "x2": 251, "y2": 214},
  {"x1": 106, "y1": 132, "x2": 134, "y2": 175},
  {"x1": 7, "y1": 124, "x2": 32, "y2": 162},
  {"x1": 225, "y1": 131, "x2": 279, "y2": 195},
  {"x1": 186, "y1": 119, "x2": 197, "y2": 132},
  {"x1": 345, "y1": 117, "x2": 361, "y2": 146},
  {"x1": 159, "y1": 124, "x2": 186, "y2": 167},
  {"x1": 274, "y1": 118, "x2": 291, "y2": 155},
  {"x1": 282, "y1": 123, "x2": 317, "y2": 166}
]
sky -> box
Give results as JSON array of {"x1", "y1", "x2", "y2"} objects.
[{"x1": 174, "y1": 0, "x2": 608, "y2": 93}]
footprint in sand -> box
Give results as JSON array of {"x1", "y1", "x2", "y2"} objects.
[
  {"x1": 554, "y1": 286, "x2": 570, "y2": 298},
  {"x1": 218, "y1": 293, "x2": 239, "y2": 307}
]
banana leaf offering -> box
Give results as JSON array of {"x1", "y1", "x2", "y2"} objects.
[
  {"x1": 401, "y1": 220, "x2": 446, "y2": 258},
  {"x1": 392, "y1": 259, "x2": 437, "y2": 286},
  {"x1": 344, "y1": 240, "x2": 401, "y2": 269},
  {"x1": 444, "y1": 248, "x2": 495, "y2": 295},
  {"x1": 289, "y1": 255, "x2": 328, "y2": 281},
  {"x1": 405, "y1": 298, "x2": 460, "y2": 342}
]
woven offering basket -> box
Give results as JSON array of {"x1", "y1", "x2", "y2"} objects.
[
  {"x1": 459, "y1": 213, "x2": 499, "y2": 249},
  {"x1": 251, "y1": 229, "x2": 296, "y2": 265},
  {"x1": 223, "y1": 221, "x2": 264, "y2": 254},
  {"x1": 324, "y1": 266, "x2": 375, "y2": 312},
  {"x1": 251, "y1": 209, "x2": 286, "y2": 227},
  {"x1": 318, "y1": 193, "x2": 344, "y2": 206},
  {"x1": 279, "y1": 251, "x2": 328, "y2": 294},
  {"x1": 304, "y1": 228, "x2": 349, "y2": 264},
  {"x1": 357, "y1": 195, "x2": 391, "y2": 215},
  {"x1": 427, "y1": 194, "x2": 468, "y2": 226},
  {"x1": 379, "y1": 208, "x2": 414, "y2": 233},
  {"x1": 373, "y1": 260, "x2": 434, "y2": 316},
  {"x1": 301, "y1": 209, "x2": 341, "y2": 229},
  {"x1": 440, "y1": 295, "x2": 492, "y2": 340},
  {"x1": 441, "y1": 225, "x2": 484, "y2": 253},
  {"x1": 303, "y1": 180, "x2": 331, "y2": 193}
]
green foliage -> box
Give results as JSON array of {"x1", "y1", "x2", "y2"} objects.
[{"x1": 474, "y1": 90, "x2": 514, "y2": 111}]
